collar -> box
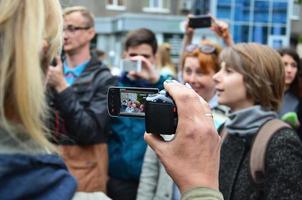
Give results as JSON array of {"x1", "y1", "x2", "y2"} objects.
[{"x1": 63, "y1": 60, "x2": 90, "y2": 77}]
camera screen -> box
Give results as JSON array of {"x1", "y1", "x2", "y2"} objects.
[{"x1": 120, "y1": 89, "x2": 150, "y2": 116}]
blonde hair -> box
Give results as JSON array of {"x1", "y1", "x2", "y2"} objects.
[
  {"x1": 157, "y1": 43, "x2": 176, "y2": 75},
  {"x1": 63, "y1": 6, "x2": 95, "y2": 28},
  {"x1": 0, "y1": 0, "x2": 63, "y2": 151},
  {"x1": 219, "y1": 43, "x2": 284, "y2": 111}
]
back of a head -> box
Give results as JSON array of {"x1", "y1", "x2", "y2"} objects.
[
  {"x1": 0, "y1": 0, "x2": 63, "y2": 151},
  {"x1": 219, "y1": 43, "x2": 284, "y2": 111},
  {"x1": 157, "y1": 43, "x2": 174, "y2": 68},
  {"x1": 124, "y1": 28, "x2": 158, "y2": 55},
  {"x1": 63, "y1": 6, "x2": 95, "y2": 28}
]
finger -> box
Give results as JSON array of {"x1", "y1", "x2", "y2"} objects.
[
  {"x1": 164, "y1": 81, "x2": 208, "y2": 105},
  {"x1": 55, "y1": 55, "x2": 62, "y2": 66},
  {"x1": 144, "y1": 132, "x2": 165, "y2": 153}
]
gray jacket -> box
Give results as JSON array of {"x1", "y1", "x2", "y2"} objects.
[{"x1": 136, "y1": 146, "x2": 174, "y2": 200}]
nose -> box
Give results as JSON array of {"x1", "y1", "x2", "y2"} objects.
[
  {"x1": 213, "y1": 71, "x2": 220, "y2": 83},
  {"x1": 187, "y1": 73, "x2": 197, "y2": 84}
]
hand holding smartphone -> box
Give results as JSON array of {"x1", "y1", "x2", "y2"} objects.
[{"x1": 120, "y1": 59, "x2": 142, "y2": 72}]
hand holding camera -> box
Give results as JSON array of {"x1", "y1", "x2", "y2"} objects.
[{"x1": 144, "y1": 81, "x2": 220, "y2": 193}]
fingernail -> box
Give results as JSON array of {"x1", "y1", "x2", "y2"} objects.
[
  {"x1": 185, "y1": 83, "x2": 192, "y2": 89},
  {"x1": 164, "y1": 79, "x2": 174, "y2": 84}
]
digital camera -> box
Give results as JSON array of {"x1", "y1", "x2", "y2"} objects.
[{"x1": 108, "y1": 87, "x2": 178, "y2": 135}]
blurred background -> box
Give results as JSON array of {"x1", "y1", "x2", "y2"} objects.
[{"x1": 60, "y1": 0, "x2": 302, "y2": 68}]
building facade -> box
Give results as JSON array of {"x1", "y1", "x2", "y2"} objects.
[{"x1": 62, "y1": 0, "x2": 299, "y2": 66}]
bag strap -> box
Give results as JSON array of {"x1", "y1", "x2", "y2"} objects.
[
  {"x1": 249, "y1": 119, "x2": 290, "y2": 184},
  {"x1": 220, "y1": 126, "x2": 228, "y2": 142}
]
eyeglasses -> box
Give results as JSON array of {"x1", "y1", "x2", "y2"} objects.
[
  {"x1": 185, "y1": 44, "x2": 217, "y2": 55},
  {"x1": 63, "y1": 25, "x2": 91, "y2": 33}
]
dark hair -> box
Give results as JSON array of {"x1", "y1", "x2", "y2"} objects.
[
  {"x1": 277, "y1": 48, "x2": 300, "y2": 96},
  {"x1": 124, "y1": 28, "x2": 158, "y2": 55}
]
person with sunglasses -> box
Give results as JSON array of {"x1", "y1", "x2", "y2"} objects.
[
  {"x1": 181, "y1": 16, "x2": 233, "y2": 58},
  {"x1": 137, "y1": 40, "x2": 228, "y2": 200}
]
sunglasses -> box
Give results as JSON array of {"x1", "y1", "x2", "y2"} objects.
[{"x1": 185, "y1": 44, "x2": 217, "y2": 55}]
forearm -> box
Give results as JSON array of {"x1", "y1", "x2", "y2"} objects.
[{"x1": 182, "y1": 187, "x2": 223, "y2": 200}]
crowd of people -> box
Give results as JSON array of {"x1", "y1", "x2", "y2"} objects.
[{"x1": 0, "y1": 1, "x2": 302, "y2": 200}]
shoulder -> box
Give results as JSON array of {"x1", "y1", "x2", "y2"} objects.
[{"x1": 266, "y1": 127, "x2": 302, "y2": 166}]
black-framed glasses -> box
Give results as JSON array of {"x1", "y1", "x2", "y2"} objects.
[
  {"x1": 63, "y1": 25, "x2": 91, "y2": 33},
  {"x1": 185, "y1": 44, "x2": 217, "y2": 55}
]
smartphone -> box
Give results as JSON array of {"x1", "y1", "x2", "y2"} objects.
[
  {"x1": 120, "y1": 59, "x2": 142, "y2": 72},
  {"x1": 188, "y1": 15, "x2": 212, "y2": 29},
  {"x1": 108, "y1": 87, "x2": 159, "y2": 117}
]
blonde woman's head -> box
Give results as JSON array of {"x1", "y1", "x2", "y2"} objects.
[
  {"x1": 0, "y1": 0, "x2": 63, "y2": 150},
  {"x1": 219, "y1": 43, "x2": 284, "y2": 111}
]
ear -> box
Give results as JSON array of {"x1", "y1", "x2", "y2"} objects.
[{"x1": 88, "y1": 28, "x2": 96, "y2": 40}]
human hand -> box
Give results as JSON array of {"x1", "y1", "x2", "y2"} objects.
[
  {"x1": 184, "y1": 15, "x2": 195, "y2": 38},
  {"x1": 46, "y1": 56, "x2": 68, "y2": 93},
  {"x1": 144, "y1": 81, "x2": 221, "y2": 193},
  {"x1": 127, "y1": 56, "x2": 160, "y2": 84},
  {"x1": 210, "y1": 17, "x2": 233, "y2": 46}
]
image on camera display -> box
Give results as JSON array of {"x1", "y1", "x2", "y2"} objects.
[
  {"x1": 108, "y1": 87, "x2": 177, "y2": 135},
  {"x1": 120, "y1": 88, "x2": 154, "y2": 116}
]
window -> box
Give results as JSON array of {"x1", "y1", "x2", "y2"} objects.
[
  {"x1": 272, "y1": 2, "x2": 288, "y2": 23},
  {"x1": 235, "y1": 0, "x2": 251, "y2": 22},
  {"x1": 233, "y1": 25, "x2": 250, "y2": 43},
  {"x1": 254, "y1": 1, "x2": 269, "y2": 23},
  {"x1": 143, "y1": 0, "x2": 170, "y2": 13},
  {"x1": 217, "y1": 1, "x2": 231, "y2": 19},
  {"x1": 106, "y1": 0, "x2": 126, "y2": 10},
  {"x1": 291, "y1": 2, "x2": 300, "y2": 20}
]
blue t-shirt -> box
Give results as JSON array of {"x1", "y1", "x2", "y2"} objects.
[{"x1": 64, "y1": 60, "x2": 89, "y2": 86}]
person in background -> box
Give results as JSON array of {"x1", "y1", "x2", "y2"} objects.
[
  {"x1": 156, "y1": 43, "x2": 177, "y2": 77},
  {"x1": 144, "y1": 81, "x2": 224, "y2": 200},
  {"x1": 179, "y1": 16, "x2": 233, "y2": 81},
  {"x1": 277, "y1": 48, "x2": 302, "y2": 137},
  {"x1": 214, "y1": 43, "x2": 302, "y2": 200},
  {"x1": 92, "y1": 48, "x2": 107, "y2": 61},
  {"x1": 107, "y1": 28, "x2": 171, "y2": 200},
  {"x1": 47, "y1": 6, "x2": 116, "y2": 199},
  {"x1": 0, "y1": 0, "x2": 77, "y2": 199},
  {"x1": 137, "y1": 40, "x2": 228, "y2": 200}
]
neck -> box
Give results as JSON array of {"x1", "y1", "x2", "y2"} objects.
[
  {"x1": 65, "y1": 46, "x2": 91, "y2": 68},
  {"x1": 284, "y1": 84, "x2": 290, "y2": 92},
  {"x1": 204, "y1": 90, "x2": 216, "y2": 103}
]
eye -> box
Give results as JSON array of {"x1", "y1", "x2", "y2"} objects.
[
  {"x1": 196, "y1": 69, "x2": 203, "y2": 76},
  {"x1": 225, "y1": 67, "x2": 234, "y2": 73},
  {"x1": 184, "y1": 67, "x2": 192, "y2": 75}
]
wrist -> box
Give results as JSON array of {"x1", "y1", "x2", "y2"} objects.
[
  {"x1": 55, "y1": 82, "x2": 68, "y2": 93},
  {"x1": 149, "y1": 73, "x2": 160, "y2": 84},
  {"x1": 178, "y1": 173, "x2": 219, "y2": 194}
]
